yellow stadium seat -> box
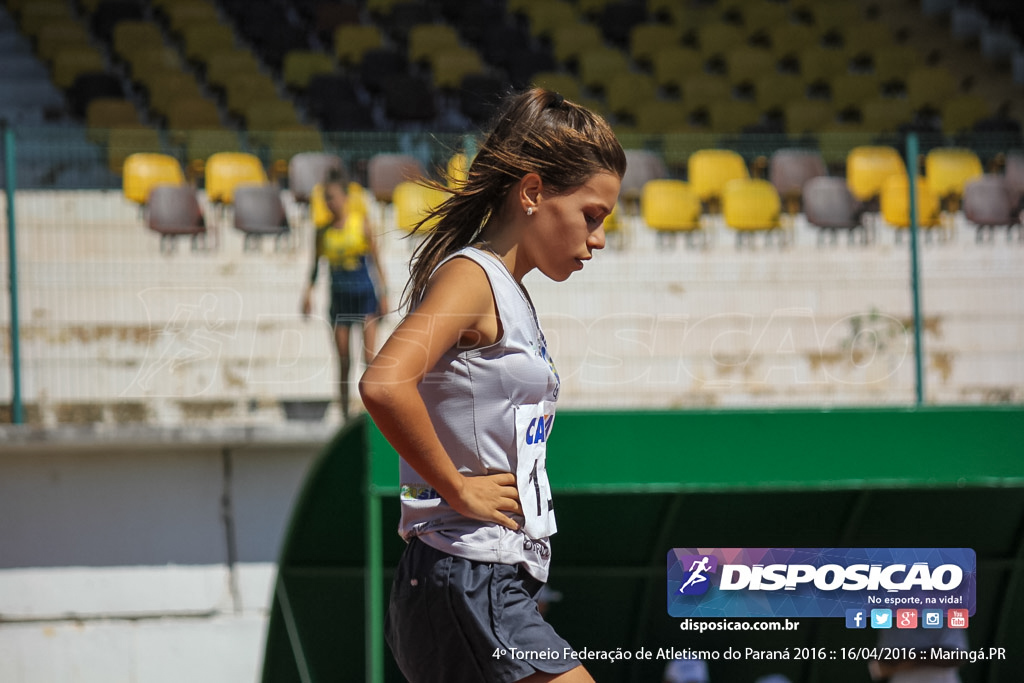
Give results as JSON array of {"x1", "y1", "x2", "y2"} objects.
[
  {"x1": 722, "y1": 178, "x2": 783, "y2": 245},
  {"x1": 906, "y1": 66, "x2": 958, "y2": 112},
  {"x1": 166, "y1": 97, "x2": 223, "y2": 133},
  {"x1": 634, "y1": 100, "x2": 690, "y2": 134},
  {"x1": 334, "y1": 24, "x2": 383, "y2": 65},
  {"x1": 182, "y1": 24, "x2": 237, "y2": 64},
  {"x1": 430, "y1": 47, "x2": 484, "y2": 90},
  {"x1": 724, "y1": 46, "x2": 775, "y2": 86},
  {"x1": 880, "y1": 174, "x2": 941, "y2": 234},
  {"x1": 924, "y1": 148, "x2": 983, "y2": 210},
  {"x1": 19, "y1": 1, "x2": 71, "y2": 37},
  {"x1": 123, "y1": 153, "x2": 186, "y2": 205},
  {"x1": 205, "y1": 49, "x2": 264, "y2": 90},
  {"x1": 524, "y1": 1, "x2": 579, "y2": 40},
  {"x1": 53, "y1": 46, "x2": 106, "y2": 89},
  {"x1": 164, "y1": 2, "x2": 220, "y2": 38},
  {"x1": 86, "y1": 98, "x2": 142, "y2": 143},
  {"x1": 651, "y1": 46, "x2": 703, "y2": 91},
  {"x1": 872, "y1": 45, "x2": 923, "y2": 83},
  {"x1": 282, "y1": 50, "x2": 336, "y2": 91},
  {"x1": 629, "y1": 23, "x2": 683, "y2": 66},
  {"x1": 680, "y1": 74, "x2": 731, "y2": 111},
  {"x1": 446, "y1": 153, "x2": 470, "y2": 189},
  {"x1": 641, "y1": 179, "x2": 703, "y2": 245},
  {"x1": 184, "y1": 128, "x2": 241, "y2": 178},
  {"x1": 829, "y1": 73, "x2": 881, "y2": 111},
  {"x1": 407, "y1": 24, "x2": 461, "y2": 64},
  {"x1": 107, "y1": 127, "x2": 163, "y2": 175},
  {"x1": 797, "y1": 46, "x2": 851, "y2": 84},
  {"x1": 755, "y1": 73, "x2": 806, "y2": 113},
  {"x1": 696, "y1": 22, "x2": 745, "y2": 60},
  {"x1": 147, "y1": 72, "x2": 205, "y2": 119},
  {"x1": 112, "y1": 21, "x2": 165, "y2": 60},
  {"x1": 36, "y1": 21, "x2": 91, "y2": 64},
  {"x1": 941, "y1": 95, "x2": 992, "y2": 135},
  {"x1": 551, "y1": 23, "x2": 604, "y2": 65},
  {"x1": 129, "y1": 46, "x2": 185, "y2": 87},
  {"x1": 860, "y1": 98, "x2": 914, "y2": 133},
  {"x1": 393, "y1": 182, "x2": 451, "y2": 233},
  {"x1": 768, "y1": 23, "x2": 819, "y2": 60},
  {"x1": 605, "y1": 72, "x2": 659, "y2": 119},
  {"x1": 708, "y1": 100, "x2": 760, "y2": 134},
  {"x1": 784, "y1": 100, "x2": 835, "y2": 135},
  {"x1": 846, "y1": 145, "x2": 905, "y2": 203},
  {"x1": 223, "y1": 74, "x2": 279, "y2": 118},
  {"x1": 577, "y1": 47, "x2": 631, "y2": 92},
  {"x1": 687, "y1": 149, "x2": 750, "y2": 209},
  {"x1": 205, "y1": 152, "x2": 268, "y2": 205},
  {"x1": 530, "y1": 72, "x2": 583, "y2": 102}
]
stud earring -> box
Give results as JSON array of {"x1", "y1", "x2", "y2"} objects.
[{"x1": 526, "y1": 207, "x2": 534, "y2": 216}]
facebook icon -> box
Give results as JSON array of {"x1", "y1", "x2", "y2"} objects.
[{"x1": 846, "y1": 609, "x2": 867, "y2": 629}]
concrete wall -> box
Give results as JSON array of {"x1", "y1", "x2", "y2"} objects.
[{"x1": 0, "y1": 424, "x2": 329, "y2": 683}]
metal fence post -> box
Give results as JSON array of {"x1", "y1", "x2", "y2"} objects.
[
  {"x1": 906, "y1": 132, "x2": 925, "y2": 406},
  {"x1": 4, "y1": 125, "x2": 23, "y2": 424}
]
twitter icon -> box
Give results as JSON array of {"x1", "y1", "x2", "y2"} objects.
[{"x1": 870, "y1": 609, "x2": 892, "y2": 629}]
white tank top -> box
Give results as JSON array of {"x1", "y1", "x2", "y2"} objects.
[{"x1": 398, "y1": 246, "x2": 561, "y2": 581}]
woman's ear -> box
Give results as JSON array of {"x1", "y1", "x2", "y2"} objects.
[{"x1": 518, "y1": 173, "x2": 543, "y2": 214}]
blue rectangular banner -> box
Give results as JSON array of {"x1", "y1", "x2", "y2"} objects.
[{"x1": 667, "y1": 548, "x2": 976, "y2": 619}]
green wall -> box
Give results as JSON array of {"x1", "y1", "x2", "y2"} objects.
[{"x1": 264, "y1": 407, "x2": 1024, "y2": 683}]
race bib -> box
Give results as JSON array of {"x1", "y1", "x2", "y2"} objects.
[{"x1": 514, "y1": 402, "x2": 557, "y2": 539}]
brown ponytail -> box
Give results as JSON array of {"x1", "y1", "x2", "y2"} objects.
[{"x1": 402, "y1": 88, "x2": 626, "y2": 308}]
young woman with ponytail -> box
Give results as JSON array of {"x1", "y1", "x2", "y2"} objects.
[{"x1": 360, "y1": 88, "x2": 626, "y2": 683}]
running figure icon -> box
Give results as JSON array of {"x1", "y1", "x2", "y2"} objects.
[{"x1": 679, "y1": 556, "x2": 712, "y2": 593}]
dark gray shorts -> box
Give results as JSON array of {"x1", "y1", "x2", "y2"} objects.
[{"x1": 386, "y1": 537, "x2": 581, "y2": 683}]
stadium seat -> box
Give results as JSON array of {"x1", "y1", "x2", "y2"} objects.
[
  {"x1": 722, "y1": 178, "x2": 783, "y2": 247},
  {"x1": 846, "y1": 145, "x2": 906, "y2": 204},
  {"x1": 768, "y1": 23, "x2": 819, "y2": 61},
  {"x1": 796, "y1": 46, "x2": 851, "y2": 85},
  {"x1": 268, "y1": 128, "x2": 324, "y2": 178},
  {"x1": 784, "y1": 100, "x2": 836, "y2": 135},
  {"x1": 107, "y1": 127, "x2": 163, "y2": 175},
  {"x1": 333, "y1": 24, "x2": 383, "y2": 66},
  {"x1": 393, "y1": 181, "x2": 450, "y2": 233},
  {"x1": 880, "y1": 174, "x2": 942, "y2": 238},
  {"x1": 86, "y1": 98, "x2": 143, "y2": 143},
  {"x1": 282, "y1": 50, "x2": 336, "y2": 92},
  {"x1": 429, "y1": 47, "x2": 484, "y2": 90},
  {"x1": 634, "y1": 100, "x2": 690, "y2": 134},
  {"x1": 184, "y1": 129, "x2": 242, "y2": 178},
  {"x1": 802, "y1": 176, "x2": 867, "y2": 245},
  {"x1": 687, "y1": 149, "x2": 749, "y2": 211},
  {"x1": 233, "y1": 185, "x2": 291, "y2": 251},
  {"x1": 941, "y1": 95, "x2": 993, "y2": 135},
  {"x1": 755, "y1": 73, "x2": 806, "y2": 114},
  {"x1": 605, "y1": 72, "x2": 658, "y2": 121},
  {"x1": 146, "y1": 184, "x2": 207, "y2": 253},
  {"x1": 651, "y1": 46, "x2": 703, "y2": 91},
  {"x1": 768, "y1": 149, "x2": 828, "y2": 214},
  {"x1": 708, "y1": 101, "x2": 761, "y2": 134},
  {"x1": 166, "y1": 97, "x2": 223, "y2": 134},
  {"x1": 924, "y1": 148, "x2": 983, "y2": 210},
  {"x1": 205, "y1": 152, "x2": 268, "y2": 205},
  {"x1": 640, "y1": 179, "x2": 703, "y2": 246},
  {"x1": 724, "y1": 46, "x2": 775, "y2": 87},
  {"x1": 53, "y1": 46, "x2": 107, "y2": 89},
  {"x1": 906, "y1": 66, "x2": 958, "y2": 113},
  {"x1": 962, "y1": 175, "x2": 1019, "y2": 242},
  {"x1": 123, "y1": 152, "x2": 186, "y2": 206},
  {"x1": 860, "y1": 98, "x2": 914, "y2": 133},
  {"x1": 550, "y1": 22, "x2": 604, "y2": 66},
  {"x1": 367, "y1": 153, "x2": 426, "y2": 203},
  {"x1": 696, "y1": 22, "x2": 745, "y2": 61},
  {"x1": 288, "y1": 152, "x2": 345, "y2": 205},
  {"x1": 829, "y1": 73, "x2": 881, "y2": 111},
  {"x1": 620, "y1": 149, "x2": 669, "y2": 209},
  {"x1": 35, "y1": 21, "x2": 92, "y2": 65},
  {"x1": 407, "y1": 23, "x2": 460, "y2": 64},
  {"x1": 112, "y1": 21, "x2": 165, "y2": 61},
  {"x1": 872, "y1": 44, "x2": 923, "y2": 83},
  {"x1": 577, "y1": 46, "x2": 631, "y2": 92},
  {"x1": 446, "y1": 152, "x2": 469, "y2": 189},
  {"x1": 629, "y1": 23, "x2": 682, "y2": 67},
  {"x1": 530, "y1": 72, "x2": 583, "y2": 102},
  {"x1": 523, "y1": 1, "x2": 578, "y2": 40}
]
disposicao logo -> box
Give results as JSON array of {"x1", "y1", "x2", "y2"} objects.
[
  {"x1": 676, "y1": 555, "x2": 718, "y2": 596},
  {"x1": 667, "y1": 548, "x2": 976, "y2": 619}
]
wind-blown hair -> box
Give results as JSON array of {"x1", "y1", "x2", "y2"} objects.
[{"x1": 402, "y1": 88, "x2": 627, "y2": 307}]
